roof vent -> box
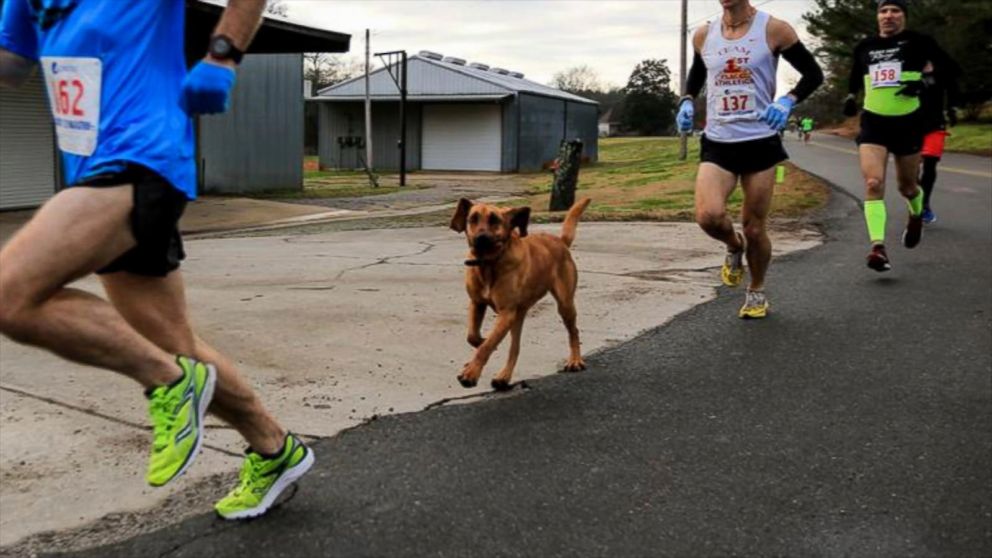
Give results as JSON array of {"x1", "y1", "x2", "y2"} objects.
[
  {"x1": 509, "y1": 71, "x2": 525, "y2": 79},
  {"x1": 419, "y1": 50, "x2": 443, "y2": 60},
  {"x1": 443, "y1": 56, "x2": 467, "y2": 66},
  {"x1": 490, "y1": 67, "x2": 511, "y2": 75},
  {"x1": 469, "y1": 62, "x2": 490, "y2": 71}
]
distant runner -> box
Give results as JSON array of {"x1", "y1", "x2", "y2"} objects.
[
  {"x1": 676, "y1": 0, "x2": 823, "y2": 318},
  {"x1": 843, "y1": 0, "x2": 957, "y2": 271},
  {"x1": 918, "y1": 59, "x2": 962, "y2": 224},
  {"x1": 800, "y1": 116, "x2": 814, "y2": 144}
]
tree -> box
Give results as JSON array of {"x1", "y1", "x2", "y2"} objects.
[
  {"x1": 304, "y1": 53, "x2": 364, "y2": 93},
  {"x1": 803, "y1": 0, "x2": 992, "y2": 121},
  {"x1": 619, "y1": 59, "x2": 679, "y2": 135},
  {"x1": 550, "y1": 65, "x2": 603, "y2": 95},
  {"x1": 265, "y1": 0, "x2": 289, "y2": 17}
]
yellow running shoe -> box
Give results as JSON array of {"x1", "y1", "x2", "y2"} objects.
[
  {"x1": 721, "y1": 233, "x2": 746, "y2": 287},
  {"x1": 146, "y1": 356, "x2": 216, "y2": 487},
  {"x1": 738, "y1": 290, "x2": 769, "y2": 319},
  {"x1": 215, "y1": 434, "x2": 315, "y2": 520}
]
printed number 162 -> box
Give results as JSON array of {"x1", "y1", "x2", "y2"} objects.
[
  {"x1": 53, "y1": 79, "x2": 84, "y2": 116},
  {"x1": 721, "y1": 95, "x2": 749, "y2": 111}
]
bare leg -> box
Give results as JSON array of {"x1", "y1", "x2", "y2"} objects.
[
  {"x1": 739, "y1": 167, "x2": 776, "y2": 291},
  {"x1": 894, "y1": 152, "x2": 922, "y2": 200},
  {"x1": 695, "y1": 163, "x2": 744, "y2": 251},
  {"x1": 100, "y1": 271, "x2": 287, "y2": 455},
  {"x1": 859, "y1": 144, "x2": 889, "y2": 202},
  {"x1": 0, "y1": 186, "x2": 181, "y2": 388}
]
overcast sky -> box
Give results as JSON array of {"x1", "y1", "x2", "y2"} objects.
[{"x1": 278, "y1": 0, "x2": 818, "y2": 93}]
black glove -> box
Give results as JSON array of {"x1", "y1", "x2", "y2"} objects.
[
  {"x1": 946, "y1": 107, "x2": 958, "y2": 127},
  {"x1": 843, "y1": 95, "x2": 859, "y2": 117},
  {"x1": 896, "y1": 80, "x2": 926, "y2": 98}
]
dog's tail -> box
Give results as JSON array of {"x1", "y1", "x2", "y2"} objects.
[{"x1": 560, "y1": 197, "x2": 591, "y2": 248}]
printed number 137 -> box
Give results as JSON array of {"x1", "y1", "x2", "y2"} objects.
[
  {"x1": 54, "y1": 79, "x2": 84, "y2": 116},
  {"x1": 722, "y1": 95, "x2": 748, "y2": 111}
]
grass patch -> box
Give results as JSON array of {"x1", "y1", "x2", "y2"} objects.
[
  {"x1": 523, "y1": 137, "x2": 829, "y2": 222},
  {"x1": 945, "y1": 123, "x2": 992, "y2": 156}
]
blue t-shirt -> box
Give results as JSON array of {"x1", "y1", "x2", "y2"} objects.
[{"x1": 0, "y1": 0, "x2": 196, "y2": 199}]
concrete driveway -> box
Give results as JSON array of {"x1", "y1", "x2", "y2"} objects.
[{"x1": 0, "y1": 215, "x2": 820, "y2": 551}]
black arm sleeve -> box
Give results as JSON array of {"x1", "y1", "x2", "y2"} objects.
[
  {"x1": 781, "y1": 41, "x2": 823, "y2": 103},
  {"x1": 848, "y1": 42, "x2": 865, "y2": 97},
  {"x1": 685, "y1": 51, "x2": 706, "y2": 98},
  {"x1": 928, "y1": 38, "x2": 962, "y2": 108}
]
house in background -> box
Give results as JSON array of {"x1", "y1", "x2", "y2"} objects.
[
  {"x1": 0, "y1": 0, "x2": 350, "y2": 210},
  {"x1": 312, "y1": 51, "x2": 599, "y2": 173},
  {"x1": 598, "y1": 108, "x2": 621, "y2": 137}
]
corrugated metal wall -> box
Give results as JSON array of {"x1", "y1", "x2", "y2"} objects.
[
  {"x1": 0, "y1": 74, "x2": 57, "y2": 210},
  {"x1": 199, "y1": 54, "x2": 303, "y2": 193},
  {"x1": 501, "y1": 96, "x2": 518, "y2": 172},
  {"x1": 318, "y1": 101, "x2": 422, "y2": 171},
  {"x1": 565, "y1": 102, "x2": 599, "y2": 163},
  {"x1": 517, "y1": 93, "x2": 598, "y2": 172}
]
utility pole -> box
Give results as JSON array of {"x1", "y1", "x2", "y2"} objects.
[
  {"x1": 364, "y1": 29, "x2": 373, "y2": 176},
  {"x1": 678, "y1": 0, "x2": 688, "y2": 161}
]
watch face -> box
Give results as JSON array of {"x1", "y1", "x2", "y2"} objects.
[{"x1": 212, "y1": 37, "x2": 232, "y2": 57}]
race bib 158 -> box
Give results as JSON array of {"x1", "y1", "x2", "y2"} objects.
[
  {"x1": 41, "y1": 56, "x2": 101, "y2": 156},
  {"x1": 869, "y1": 61, "x2": 902, "y2": 89}
]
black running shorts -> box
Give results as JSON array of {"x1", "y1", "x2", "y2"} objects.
[
  {"x1": 77, "y1": 164, "x2": 188, "y2": 277},
  {"x1": 700, "y1": 133, "x2": 789, "y2": 176},
  {"x1": 857, "y1": 110, "x2": 925, "y2": 156}
]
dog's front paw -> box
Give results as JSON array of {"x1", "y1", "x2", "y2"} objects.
[
  {"x1": 561, "y1": 357, "x2": 587, "y2": 373},
  {"x1": 491, "y1": 378, "x2": 513, "y2": 391},
  {"x1": 467, "y1": 334, "x2": 486, "y2": 348},
  {"x1": 457, "y1": 361, "x2": 482, "y2": 388}
]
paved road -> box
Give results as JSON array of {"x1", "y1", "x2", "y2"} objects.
[{"x1": 63, "y1": 136, "x2": 991, "y2": 558}]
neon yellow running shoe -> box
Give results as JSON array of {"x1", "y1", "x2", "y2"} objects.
[
  {"x1": 146, "y1": 356, "x2": 216, "y2": 487},
  {"x1": 738, "y1": 290, "x2": 769, "y2": 319},
  {"x1": 721, "y1": 233, "x2": 746, "y2": 287},
  {"x1": 215, "y1": 434, "x2": 314, "y2": 520}
]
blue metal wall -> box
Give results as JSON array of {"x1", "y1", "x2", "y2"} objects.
[
  {"x1": 318, "y1": 101, "x2": 422, "y2": 171},
  {"x1": 517, "y1": 93, "x2": 598, "y2": 172},
  {"x1": 199, "y1": 54, "x2": 304, "y2": 193}
]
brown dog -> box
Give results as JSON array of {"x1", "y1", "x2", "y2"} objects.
[{"x1": 449, "y1": 197, "x2": 592, "y2": 391}]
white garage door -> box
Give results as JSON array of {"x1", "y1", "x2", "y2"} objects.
[
  {"x1": 422, "y1": 104, "x2": 501, "y2": 171},
  {"x1": 0, "y1": 74, "x2": 57, "y2": 210}
]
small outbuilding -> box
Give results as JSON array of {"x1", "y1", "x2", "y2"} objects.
[
  {"x1": 0, "y1": 0, "x2": 350, "y2": 210},
  {"x1": 313, "y1": 51, "x2": 599, "y2": 173}
]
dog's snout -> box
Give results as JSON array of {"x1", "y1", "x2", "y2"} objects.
[{"x1": 473, "y1": 234, "x2": 496, "y2": 252}]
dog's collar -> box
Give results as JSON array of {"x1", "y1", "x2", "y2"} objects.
[{"x1": 464, "y1": 259, "x2": 482, "y2": 267}]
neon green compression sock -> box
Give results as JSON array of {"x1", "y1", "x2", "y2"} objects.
[
  {"x1": 864, "y1": 200, "x2": 887, "y2": 244},
  {"x1": 907, "y1": 188, "x2": 924, "y2": 217}
]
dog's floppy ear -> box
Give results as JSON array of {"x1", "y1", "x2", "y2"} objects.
[
  {"x1": 450, "y1": 198, "x2": 473, "y2": 232},
  {"x1": 506, "y1": 206, "x2": 531, "y2": 237}
]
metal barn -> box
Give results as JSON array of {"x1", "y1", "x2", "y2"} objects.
[{"x1": 313, "y1": 51, "x2": 599, "y2": 173}]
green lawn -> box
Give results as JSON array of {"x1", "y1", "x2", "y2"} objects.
[
  {"x1": 946, "y1": 123, "x2": 992, "y2": 156},
  {"x1": 248, "y1": 168, "x2": 422, "y2": 200},
  {"x1": 525, "y1": 137, "x2": 829, "y2": 222}
]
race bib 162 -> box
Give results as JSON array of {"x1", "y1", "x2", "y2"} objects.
[{"x1": 41, "y1": 56, "x2": 101, "y2": 156}]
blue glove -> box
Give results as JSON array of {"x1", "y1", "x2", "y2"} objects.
[
  {"x1": 760, "y1": 96, "x2": 795, "y2": 131},
  {"x1": 179, "y1": 61, "x2": 237, "y2": 115},
  {"x1": 676, "y1": 98, "x2": 694, "y2": 133}
]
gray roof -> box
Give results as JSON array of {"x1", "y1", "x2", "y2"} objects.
[{"x1": 315, "y1": 55, "x2": 597, "y2": 105}]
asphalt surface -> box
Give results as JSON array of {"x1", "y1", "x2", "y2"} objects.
[{"x1": 61, "y1": 134, "x2": 991, "y2": 558}]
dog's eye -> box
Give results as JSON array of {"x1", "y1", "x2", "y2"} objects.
[
  {"x1": 488, "y1": 214, "x2": 501, "y2": 227},
  {"x1": 469, "y1": 213, "x2": 480, "y2": 225}
]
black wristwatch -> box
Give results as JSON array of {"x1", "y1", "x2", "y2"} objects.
[{"x1": 207, "y1": 35, "x2": 244, "y2": 64}]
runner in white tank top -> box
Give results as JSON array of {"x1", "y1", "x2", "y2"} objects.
[{"x1": 674, "y1": 0, "x2": 823, "y2": 318}]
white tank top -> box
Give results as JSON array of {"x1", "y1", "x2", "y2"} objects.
[{"x1": 702, "y1": 11, "x2": 778, "y2": 143}]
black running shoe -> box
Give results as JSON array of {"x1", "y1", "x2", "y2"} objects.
[
  {"x1": 903, "y1": 213, "x2": 923, "y2": 248},
  {"x1": 866, "y1": 244, "x2": 892, "y2": 272}
]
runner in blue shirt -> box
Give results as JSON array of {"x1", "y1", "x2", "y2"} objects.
[{"x1": 0, "y1": 0, "x2": 313, "y2": 520}]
